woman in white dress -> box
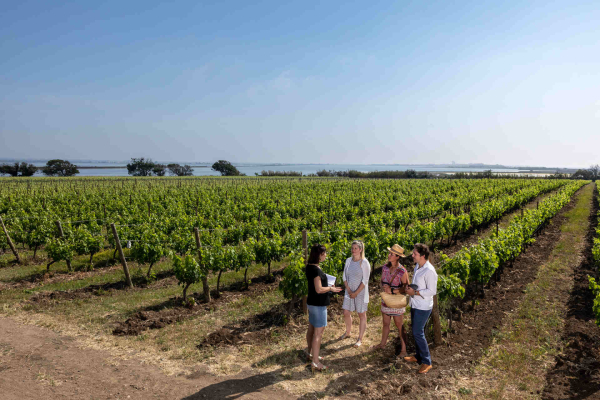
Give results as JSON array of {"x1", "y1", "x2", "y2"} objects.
[{"x1": 339, "y1": 240, "x2": 371, "y2": 348}]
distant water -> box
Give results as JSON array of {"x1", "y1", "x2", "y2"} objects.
[{"x1": 17, "y1": 161, "x2": 523, "y2": 177}]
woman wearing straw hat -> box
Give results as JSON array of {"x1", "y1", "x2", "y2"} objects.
[
  {"x1": 339, "y1": 240, "x2": 371, "y2": 348},
  {"x1": 372, "y1": 244, "x2": 410, "y2": 356}
]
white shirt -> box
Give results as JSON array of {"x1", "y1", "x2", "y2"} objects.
[
  {"x1": 342, "y1": 257, "x2": 371, "y2": 303},
  {"x1": 410, "y1": 260, "x2": 438, "y2": 310}
]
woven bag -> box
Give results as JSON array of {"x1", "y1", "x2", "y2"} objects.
[{"x1": 380, "y1": 292, "x2": 409, "y2": 309}]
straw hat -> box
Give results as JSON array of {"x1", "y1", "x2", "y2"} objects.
[{"x1": 387, "y1": 244, "x2": 406, "y2": 257}]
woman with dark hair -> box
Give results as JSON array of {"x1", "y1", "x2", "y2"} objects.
[
  {"x1": 372, "y1": 244, "x2": 410, "y2": 355},
  {"x1": 305, "y1": 244, "x2": 342, "y2": 371}
]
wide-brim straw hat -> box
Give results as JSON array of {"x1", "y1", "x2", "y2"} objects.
[{"x1": 387, "y1": 244, "x2": 406, "y2": 257}]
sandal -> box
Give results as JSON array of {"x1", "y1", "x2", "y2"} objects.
[
  {"x1": 353, "y1": 340, "x2": 362, "y2": 348},
  {"x1": 311, "y1": 362, "x2": 327, "y2": 372},
  {"x1": 338, "y1": 332, "x2": 351, "y2": 340},
  {"x1": 371, "y1": 343, "x2": 386, "y2": 351},
  {"x1": 303, "y1": 349, "x2": 323, "y2": 362}
]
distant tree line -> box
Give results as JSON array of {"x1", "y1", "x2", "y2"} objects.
[
  {"x1": 571, "y1": 164, "x2": 599, "y2": 181},
  {"x1": 309, "y1": 169, "x2": 432, "y2": 179},
  {"x1": 255, "y1": 170, "x2": 303, "y2": 177},
  {"x1": 126, "y1": 158, "x2": 193, "y2": 177},
  {"x1": 0, "y1": 159, "x2": 79, "y2": 177}
]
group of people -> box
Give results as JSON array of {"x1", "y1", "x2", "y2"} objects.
[{"x1": 305, "y1": 241, "x2": 438, "y2": 375}]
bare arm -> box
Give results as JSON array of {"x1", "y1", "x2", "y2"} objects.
[
  {"x1": 315, "y1": 276, "x2": 342, "y2": 294},
  {"x1": 351, "y1": 282, "x2": 365, "y2": 298},
  {"x1": 344, "y1": 280, "x2": 353, "y2": 296}
]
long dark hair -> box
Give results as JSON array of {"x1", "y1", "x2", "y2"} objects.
[{"x1": 307, "y1": 244, "x2": 326, "y2": 265}]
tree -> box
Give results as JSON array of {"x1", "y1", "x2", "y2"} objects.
[
  {"x1": 152, "y1": 164, "x2": 166, "y2": 176},
  {"x1": 20, "y1": 163, "x2": 38, "y2": 176},
  {"x1": 211, "y1": 160, "x2": 243, "y2": 176},
  {"x1": 572, "y1": 169, "x2": 593, "y2": 180},
  {"x1": 167, "y1": 163, "x2": 194, "y2": 176},
  {"x1": 0, "y1": 162, "x2": 38, "y2": 177},
  {"x1": 590, "y1": 164, "x2": 600, "y2": 182},
  {"x1": 42, "y1": 160, "x2": 79, "y2": 177},
  {"x1": 126, "y1": 158, "x2": 155, "y2": 176}
]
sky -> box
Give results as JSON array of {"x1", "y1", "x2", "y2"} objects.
[{"x1": 1, "y1": 1, "x2": 599, "y2": 168}]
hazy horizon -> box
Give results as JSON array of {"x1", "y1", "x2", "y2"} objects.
[{"x1": 2, "y1": 1, "x2": 599, "y2": 168}]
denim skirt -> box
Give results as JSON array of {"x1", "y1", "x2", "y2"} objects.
[{"x1": 307, "y1": 305, "x2": 327, "y2": 328}]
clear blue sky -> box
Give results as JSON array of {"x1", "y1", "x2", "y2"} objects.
[{"x1": 1, "y1": 1, "x2": 599, "y2": 168}]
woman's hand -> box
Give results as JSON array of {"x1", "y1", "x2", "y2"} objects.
[
  {"x1": 383, "y1": 286, "x2": 392, "y2": 294},
  {"x1": 330, "y1": 286, "x2": 342, "y2": 293},
  {"x1": 349, "y1": 292, "x2": 358, "y2": 299}
]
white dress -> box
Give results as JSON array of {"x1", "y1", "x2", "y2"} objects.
[{"x1": 342, "y1": 258, "x2": 370, "y2": 313}]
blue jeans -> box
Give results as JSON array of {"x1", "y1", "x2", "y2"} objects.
[{"x1": 411, "y1": 308, "x2": 432, "y2": 365}]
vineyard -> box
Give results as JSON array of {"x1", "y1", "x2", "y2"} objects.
[{"x1": 1, "y1": 177, "x2": 599, "y2": 399}]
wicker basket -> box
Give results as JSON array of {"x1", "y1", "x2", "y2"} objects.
[{"x1": 380, "y1": 292, "x2": 409, "y2": 309}]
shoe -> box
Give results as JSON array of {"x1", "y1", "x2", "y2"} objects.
[
  {"x1": 418, "y1": 364, "x2": 432, "y2": 374},
  {"x1": 353, "y1": 340, "x2": 362, "y2": 348},
  {"x1": 338, "y1": 332, "x2": 351, "y2": 340},
  {"x1": 311, "y1": 362, "x2": 327, "y2": 372},
  {"x1": 404, "y1": 356, "x2": 418, "y2": 363},
  {"x1": 303, "y1": 349, "x2": 323, "y2": 361}
]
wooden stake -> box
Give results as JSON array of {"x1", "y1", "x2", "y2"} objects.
[
  {"x1": 110, "y1": 223, "x2": 133, "y2": 289},
  {"x1": 302, "y1": 229, "x2": 308, "y2": 315},
  {"x1": 0, "y1": 215, "x2": 21, "y2": 264},
  {"x1": 194, "y1": 227, "x2": 211, "y2": 303},
  {"x1": 55, "y1": 221, "x2": 72, "y2": 272},
  {"x1": 432, "y1": 294, "x2": 443, "y2": 346}
]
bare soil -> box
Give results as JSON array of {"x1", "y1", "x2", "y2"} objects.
[
  {"x1": 112, "y1": 271, "x2": 284, "y2": 336},
  {"x1": 0, "y1": 317, "x2": 295, "y2": 400}
]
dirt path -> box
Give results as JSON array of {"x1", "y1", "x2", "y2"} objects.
[{"x1": 0, "y1": 317, "x2": 296, "y2": 400}]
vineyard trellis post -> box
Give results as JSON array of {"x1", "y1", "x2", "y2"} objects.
[
  {"x1": 55, "y1": 221, "x2": 73, "y2": 272},
  {"x1": 431, "y1": 295, "x2": 443, "y2": 346},
  {"x1": 302, "y1": 229, "x2": 308, "y2": 314},
  {"x1": 194, "y1": 227, "x2": 211, "y2": 303},
  {"x1": 0, "y1": 215, "x2": 21, "y2": 264},
  {"x1": 110, "y1": 223, "x2": 133, "y2": 289}
]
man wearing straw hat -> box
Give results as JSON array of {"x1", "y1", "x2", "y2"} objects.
[{"x1": 404, "y1": 243, "x2": 438, "y2": 374}]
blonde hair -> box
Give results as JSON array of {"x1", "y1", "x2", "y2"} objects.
[{"x1": 351, "y1": 240, "x2": 365, "y2": 260}]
